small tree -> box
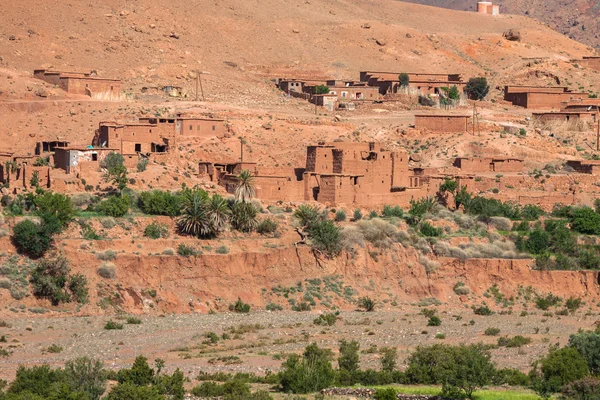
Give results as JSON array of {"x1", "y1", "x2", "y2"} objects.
[
  {"x1": 64, "y1": 357, "x2": 107, "y2": 400},
  {"x1": 465, "y1": 77, "x2": 490, "y2": 100},
  {"x1": 279, "y1": 343, "x2": 335, "y2": 394},
  {"x1": 308, "y1": 220, "x2": 342, "y2": 257},
  {"x1": 530, "y1": 347, "x2": 589, "y2": 399},
  {"x1": 12, "y1": 220, "x2": 52, "y2": 259},
  {"x1": 357, "y1": 296, "x2": 376, "y2": 312},
  {"x1": 380, "y1": 347, "x2": 398, "y2": 372},
  {"x1": 568, "y1": 331, "x2": 600, "y2": 375},
  {"x1": 447, "y1": 85, "x2": 460, "y2": 100},
  {"x1": 338, "y1": 340, "x2": 360, "y2": 373},
  {"x1": 314, "y1": 85, "x2": 330, "y2": 95},
  {"x1": 398, "y1": 73, "x2": 410, "y2": 88}
]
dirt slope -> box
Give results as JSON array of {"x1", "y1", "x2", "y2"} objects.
[{"x1": 400, "y1": 0, "x2": 600, "y2": 49}]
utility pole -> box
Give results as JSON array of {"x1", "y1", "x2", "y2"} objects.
[
  {"x1": 596, "y1": 108, "x2": 599, "y2": 151},
  {"x1": 240, "y1": 138, "x2": 244, "y2": 163},
  {"x1": 195, "y1": 70, "x2": 206, "y2": 101},
  {"x1": 472, "y1": 103, "x2": 476, "y2": 136}
]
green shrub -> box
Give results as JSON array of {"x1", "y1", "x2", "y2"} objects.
[
  {"x1": 12, "y1": 220, "x2": 52, "y2": 258},
  {"x1": 419, "y1": 222, "x2": 441, "y2": 237},
  {"x1": 266, "y1": 302, "x2": 283, "y2": 311},
  {"x1": 96, "y1": 250, "x2": 117, "y2": 261},
  {"x1": 177, "y1": 244, "x2": 198, "y2": 257},
  {"x1": 382, "y1": 205, "x2": 403, "y2": 218},
  {"x1": 34, "y1": 191, "x2": 75, "y2": 233},
  {"x1": 353, "y1": 209, "x2": 363, "y2": 221},
  {"x1": 399, "y1": 73, "x2": 410, "y2": 87},
  {"x1": 143, "y1": 221, "x2": 169, "y2": 239},
  {"x1": 292, "y1": 301, "x2": 312, "y2": 312},
  {"x1": 535, "y1": 293, "x2": 562, "y2": 310},
  {"x1": 279, "y1": 343, "x2": 335, "y2": 393},
  {"x1": 374, "y1": 388, "x2": 397, "y2": 400},
  {"x1": 229, "y1": 298, "x2": 250, "y2": 313},
  {"x1": 97, "y1": 195, "x2": 130, "y2": 218},
  {"x1": 313, "y1": 312, "x2": 339, "y2": 326},
  {"x1": 484, "y1": 327, "x2": 500, "y2": 336},
  {"x1": 137, "y1": 158, "x2": 148, "y2": 172},
  {"x1": 338, "y1": 340, "x2": 360, "y2": 373},
  {"x1": 138, "y1": 190, "x2": 183, "y2": 217},
  {"x1": 565, "y1": 296, "x2": 583, "y2": 313},
  {"x1": 473, "y1": 304, "x2": 493, "y2": 315},
  {"x1": 497, "y1": 335, "x2": 531, "y2": 348},
  {"x1": 570, "y1": 206, "x2": 600, "y2": 235},
  {"x1": 30, "y1": 255, "x2": 88, "y2": 305},
  {"x1": 453, "y1": 281, "x2": 470, "y2": 295},
  {"x1": 314, "y1": 84, "x2": 330, "y2": 95},
  {"x1": 465, "y1": 77, "x2": 490, "y2": 100},
  {"x1": 492, "y1": 368, "x2": 530, "y2": 386},
  {"x1": 216, "y1": 245, "x2": 229, "y2": 254},
  {"x1": 308, "y1": 220, "x2": 342, "y2": 257},
  {"x1": 568, "y1": 331, "x2": 600, "y2": 374},
  {"x1": 126, "y1": 317, "x2": 142, "y2": 325},
  {"x1": 257, "y1": 218, "x2": 278, "y2": 234},
  {"x1": 427, "y1": 316, "x2": 441, "y2": 326},
  {"x1": 380, "y1": 347, "x2": 397, "y2": 372},
  {"x1": 104, "y1": 320, "x2": 123, "y2": 330},
  {"x1": 97, "y1": 262, "x2": 116, "y2": 279},
  {"x1": 561, "y1": 377, "x2": 600, "y2": 400},
  {"x1": 335, "y1": 210, "x2": 346, "y2": 222},
  {"x1": 530, "y1": 347, "x2": 589, "y2": 398},
  {"x1": 357, "y1": 296, "x2": 376, "y2": 312}
]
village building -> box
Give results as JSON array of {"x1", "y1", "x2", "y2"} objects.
[
  {"x1": 33, "y1": 69, "x2": 123, "y2": 100},
  {"x1": 0, "y1": 153, "x2": 51, "y2": 190},
  {"x1": 414, "y1": 114, "x2": 470, "y2": 132},
  {"x1": 53, "y1": 146, "x2": 122, "y2": 175},
  {"x1": 95, "y1": 114, "x2": 226, "y2": 155},
  {"x1": 200, "y1": 142, "x2": 429, "y2": 207},
  {"x1": 561, "y1": 99, "x2": 600, "y2": 112},
  {"x1": 573, "y1": 56, "x2": 600, "y2": 72},
  {"x1": 477, "y1": 1, "x2": 500, "y2": 15},
  {"x1": 35, "y1": 141, "x2": 69, "y2": 156},
  {"x1": 504, "y1": 86, "x2": 589, "y2": 109},
  {"x1": 565, "y1": 160, "x2": 600, "y2": 175},
  {"x1": 453, "y1": 157, "x2": 524, "y2": 173},
  {"x1": 276, "y1": 78, "x2": 327, "y2": 95},
  {"x1": 359, "y1": 71, "x2": 465, "y2": 95},
  {"x1": 532, "y1": 111, "x2": 596, "y2": 124}
]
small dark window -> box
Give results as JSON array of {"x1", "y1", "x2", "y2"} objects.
[
  {"x1": 135, "y1": 144, "x2": 141, "y2": 152},
  {"x1": 85, "y1": 83, "x2": 89, "y2": 87},
  {"x1": 189, "y1": 125, "x2": 192, "y2": 130},
  {"x1": 212, "y1": 125, "x2": 216, "y2": 131},
  {"x1": 110, "y1": 86, "x2": 114, "y2": 90},
  {"x1": 197, "y1": 126, "x2": 201, "y2": 130},
  {"x1": 92, "y1": 154, "x2": 98, "y2": 161}
]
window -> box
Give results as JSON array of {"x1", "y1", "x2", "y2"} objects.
[
  {"x1": 197, "y1": 126, "x2": 201, "y2": 130},
  {"x1": 189, "y1": 125, "x2": 193, "y2": 130},
  {"x1": 212, "y1": 125, "x2": 216, "y2": 131},
  {"x1": 110, "y1": 86, "x2": 113, "y2": 90},
  {"x1": 135, "y1": 144, "x2": 141, "y2": 152},
  {"x1": 92, "y1": 154, "x2": 98, "y2": 161}
]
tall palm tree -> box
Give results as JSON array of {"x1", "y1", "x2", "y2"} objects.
[
  {"x1": 177, "y1": 189, "x2": 212, "y2": 237},
  {"x1": 207, "y1": 194, "x2": 231, "y2": 234},
  {"x1": 234, "y1": 170, "x2": 256, "y2": 203}
]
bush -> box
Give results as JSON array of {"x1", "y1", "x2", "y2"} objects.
[
  {"x1": 357, "y1": 296, "x2": 375, "y2": 312},
  {"x1": 101, "y1": 152, "x2": 124, "y2": 171},
  {"x1": 12, "y1": 220, "x2": 52, "y2": 258},
  {"x1": 570, "y1": 206, "x2": 600, "y2": 235},
  {"x1": 335, "y1": 210, "x2": 346, "y2": 222},
  {"x1": 465, "y1": 77, "x2": 489, "y2": 100},
  {"x1": 489, "y1": 216, "x2": 512, "y2": 231},
  {"x1": 522, "y1": 204, "x2": 544, "y2": 220},
  {"x1": 138, "y1": 190, "x2": 183, "y2": 217},
  {"x1": 530, "y1": 347, "x2": 589, "y2": 398},
  {"x1": 266, "y1": 302, "x2": 283, "y2": 311},
  {"x1": 30, "y1": 255, "x2": 88, "y2": 305},
  {"x1": 406, "y1": 344, "x2": 494, "y2": 398},
  {"x1": 453, "y1": 281, "x2": 470, "y2": 295},
  {"x1": 353, "y1": 209, "x2": 363, "y2": 221},
  {"x1": 313, "y1": 312, "x2": 338, "y2": 326},
  {"x1": 104, "y1": 320, "x2": 124, "y2": 330},
  {"x1": 229, "y1": 298, "x2": 250, "y2": 313},
  {"x1": 63, "y1": 357, "x2": 107, "y2": 400},
  {"x1": 399, "y1": 73, "x2": 410, "y2": 87},
  {"x1": 144, "y1": 221, "x2": 169, "y2": 239},
  {"x1": 382, "y1": 205, "x2": 403, "y2": 218},
  {"x1": 97, "y1": 195, "x2": 130, "y2": 218},
  {"x1": 492, "y1": 368, "x2": 530, "y2": 386},
  {"x1": 257, "y1": 218, "x2": 278, "y2": 234},
  {"x1": 565, "y1": 296, "x2": 582, "y2": 313},
  {"x1": 518, "y1": 229, "x2": 549, "y2": 255},
  {"x1": 427, "y1": 316, "x2": 441, "y2": 326},
  {"x1": 279, "y1": 343, "x2": 335, "y2": 393},
  {"x1": 314, "y1": 84, "x2": 330, "y2": 95},
  {"x1": 230, "y1": 201, "x2": 259, "y2": 233},
  {"x1": 497, "y1": 335, "x2": 531, "y2": 348},
  {"x1": 96, "y1": 249, "x2": 117, "y2": 261},
  {"x1": 97, "y1": 263, "x2": 116, "y2": 279},
  {"x1": 308, "y1": 220, "x2": 342, "y2": 257},
  {"x1": 484, "y1": 327, "x2": 500, "y2": 336},
  {"x1": 216, "y1": 245, "x2": 229, "y2": 254},
  {"x1": 473, "y1": 304, "x2": 493, "y2": 315},
  {"x1": 177, "y1": 244, "x2": 198, "y2": 257},
  {"x1": 568, "y1": 331, "x2": 600, "y2": 374},
  {"x1": 535, "y1": 293, "x2": 562, "y2": 310},
  {"x1": 338, "y1": 340, "x2": 360, "y2": 373},
  {"x1": 34, "y1": 191, "x2": 75, "y2": 233},
  {"x1": 137, "y1": 158, "x2": 148, "y2": 172},
  {"x1": 126, "y1": 317, "x2": 142, "y2": 325},
  {"x1": 374, "y1": 388, "x2": 397, "y2": 400},
  {"x1": 561, "y1": 377, "x2": 600, "y2": 400},
  {"x1": 293, "y1": 204, "x2": 323, "y2": 228},
  {"x1": 419, "y1": 221, "x2": 441, "y2": 237}
]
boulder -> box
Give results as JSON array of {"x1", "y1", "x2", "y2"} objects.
[
  {"x1": 503, "y1": 28, "x2": 521, "y2": 41},
  {"x1": 375, "y1": 38, "x2": 387, "y2": 46}
]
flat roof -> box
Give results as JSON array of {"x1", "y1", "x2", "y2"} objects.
[
  {"x1": 415, "y1": 114, "x2": 470, "y2": 118},
  {"x1": 58, "y1": 146, "x2": 120, "y2": 151},
  {"x1": 362, "y1": 71, "x2": 459, "y2": 75},
  {"x1": 533, "y1": 111, "x2": 594, "y2": 115}
]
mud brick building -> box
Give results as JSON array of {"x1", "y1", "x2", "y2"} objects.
[
  {"x1": 359, "y1": 71, "x2": 465, "y2": 96},
  {"x1": 96, "y1": 115, "x2": 226, "y2": 155},
  {"x1": 477, "y1": 1, "x2": 499, "y2": 15},
  {"x1": 33, "y1": 69, "x2": 123, "y2": 100},
  {"x1": 561, "y1": 99, "x2": 600, "y2": 112},
  {"x1": 201, "y1": 142, "x2": 429, "y2": 207},
  {"x1": 573, "y1": 56, "x2": 600, "y2": 72},
  {"x1": 532, "y1": 111, "x2": 596, "y2": 124},
  {"x1": 414, "y1": 114, "x2": 470, "y2": 132},
  {"x1": 54, "y1": 146, "x2": 121, "y2": 175},
  {"x1": 565, "y1": 160, "x2": 600, "y2": 175},
  {"x1": 453, "y1": 157, "x2": 524, "y2": 173},
  {"x1": 504, "y1": 86, "x2": 588, "y2": 109}
]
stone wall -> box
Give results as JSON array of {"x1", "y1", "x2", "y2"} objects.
[{"x1": 321, "y1": 388, "x2": 443, "y2": 399}]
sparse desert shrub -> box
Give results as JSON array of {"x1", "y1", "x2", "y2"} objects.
[
  {"x1": 136, "y1": 158, "x2": 148, "y2": 172},
  {"x1": 379, "y1": 347, "x2": 398, "y2": 372},
  {"x1": 535, "y1": 293, "x2": 562, "y2": 310},
  {"x1": 484, "y1": 327, "x2": 501, "y2": 336},
  {"x1": 292, "y1": 301, "x2": 312, "y2": 312},
  {"x1": 143, "y1": 221, "x2": 169, "y2": 239},
  {"x1": 308, "y1": 220, "x2": 342, "y2": 257},
  {"x1": 313, "y1": 312, "x2": 339, "y2": 326},
  {"x1": 279, "y1": 343, "x2": 335, "y2": 394},
  {"x1": 162, "y1": 248, "x2": 175, "y2": 256},
  {"x1": 356, "y1": 218, "x2": 397, "y2": 248},
  {"x1": 97, "y1": 263, "x2": 116, "y2": 279},
  {"x1": 353, "y1": 209, "x2": 363, "y2": 221},
  {"x1": 497, "y1": 335, "x2": 531, "y2": 348},
  {"x1": 382, "y1": 205, "x2": 403, "y2": 218},
  {"x1": 489, "y1": 216, "x2": 512, "y2": 231},
  {"x1": 104, "y1": 320, "x2": 123, "y2": 330},
  {"x1": 266, "y1": 302, "x2": 283, "y2": 311},
  {"x1": 453, "y1": 281, "x2": 470, "y2": 295},
  {"x1": 335, "y1": 210, "x2": 346, "y2": 222},
  {"x1": 30, "y1": 255, "x2": 88, "y2": 305},
  {"x1": 561, "y1": 377, "x2": 600, "y2": 400},
  {"x1": 126, "y1": 317, "x2": 142, "y2": 325},
  {"x1": 465, "y1": 77, "x2": 490, "y2": 100},
  {"x1": 473, "y1": 304, "x2": 493, "y2": 315},
  {"x1": 419, "y1": 255, "x2": 440, "y2": 274},
  {"x1": 96, "y1": 249, "x2": 117, "y2": 261},
  {"x1": 257, "y1": 218, "x2": 278, "y2": 235},
  {"x1": 215, "y1": 245, "x2": 229, "y2": 254},
  {"x1": 565, "y1": 296, "x2": 583, "y2": 313},
  {"x1": 229, "y1": 298, "x2": 250, "y2": 313},
  {"x1": 357, "y1": 296, "x2": 376, "y2": 312},
  {"x1": 100, "y1": 217, "x2": 117, "y2": 229},
  {"x1": 419, "y1": 221, "x2": 441, "y2": 237},
  {"x1": 341, "y1": 225, "x2": 365, "y2": 252},
  {"x1": 427, "y1": 316, "x2": 442, "y2": 326},
  {"x1": 177, "y1": 244, "x2": 198, "y2": 257}
]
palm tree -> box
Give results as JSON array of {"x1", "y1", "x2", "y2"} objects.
[
  {"x1": 207, "y1": 194, "x2": 230, "y2": 234},
  {"x1": 177, "y1": 189, "x2": 212, "y2": 237},
  {"x1": 234, "y1": 170, "x2": 256, "y2": 203}
]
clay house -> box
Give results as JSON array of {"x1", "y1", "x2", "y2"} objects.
[
  {"x1": 54, "y1": 146, "x2": 124, "y2": 175},
  {"x1": 504, "y1": 86, "x2": 588, "y2": 109},
  {"x1": 532, "y1": 111, "x2": 596, "y2": 124},
  {"x1": 0, "y1": 153, "x2": 51, "y2": 190},
  {"x1": 359, "y1": 71, "x2": 465, "y2": 96},
  {"x1": 200, "y1": 142, "x2": 428, "y2": 207},
  {"x1": 35, "y1": 141, "x2": 69, "y2": 156},
  {"x1": 565, "y1": 160, "x2": 600, "y2": 175},
  {"x1": 33, "y1": 69, "x2": 123, "y2": 100},
  {"x1": 276, "y1": 78, "x2": 327, "y2": 95},
  {"x1": 561, "y1": 99, "x2": 600, "y2": 112},
  {"x1": 96, "y1": 115, "x2": 226, "y2": 155},
  {"x1": 477, "y1": 1, "x2": 500, "y2": 15},
  {"x1": 453, "y1": 157, "x2": 524, "y2": 173},
  {"x1": 311, "y1": 94, "x2": 338, "y2": 109},
  {"x1": 414, "y1": 114, "x2": 470, "y2": 133},
  {"x1": 573, "y1": 56, "x2": 600, "y2": 72}
]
